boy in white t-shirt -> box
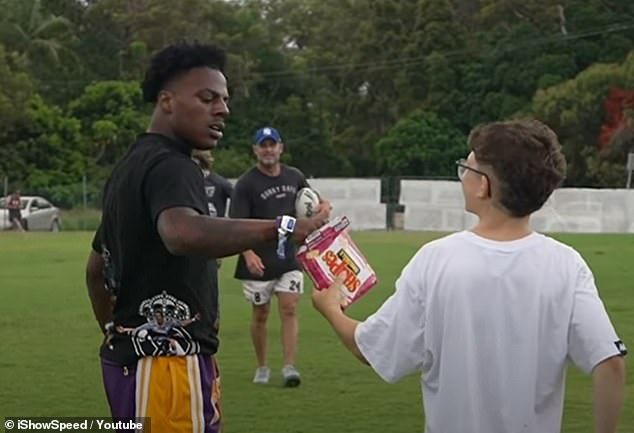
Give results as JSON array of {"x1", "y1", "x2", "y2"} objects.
[{"x1": 312, "y1": 120, "x2": 627, "y2": 433}]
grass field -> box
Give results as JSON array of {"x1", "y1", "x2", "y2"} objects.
[{"x1": 0, "y1": 231, "x2": 632, "y2": 433}]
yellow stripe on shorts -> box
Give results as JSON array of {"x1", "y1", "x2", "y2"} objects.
[{"x1": 136, "y1": 356, "x2": 206, "y2": 433}]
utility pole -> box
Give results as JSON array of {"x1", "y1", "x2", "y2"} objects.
[{"x1": 625, "y1": 152, "x2": 634, "y2": 189}]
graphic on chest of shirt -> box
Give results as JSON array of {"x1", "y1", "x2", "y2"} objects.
[
  {"x1": 107, "y1": 291, "x2": 201, "y2": 357},
  {"x1": 259, "y1": 185, "x2": 298, "y2": 201},
  {"x1": 203, "y1": 184, "x2": 219, "y2": 216}
]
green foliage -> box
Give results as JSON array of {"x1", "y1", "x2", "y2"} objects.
[
  {"x1": 0, "y1": 0, "x2": 78, "y2": 67},
  {"x1": 0, "y1": 44, "x2": 34, "y2": 137},
  {"x1": 69, "y1": 81, "x2": 149, "y2": 166},
  {"x1": 1, "y1": 0, "x2": 634, "y2": 199},
  {"x1": 0, "y1": 0, "x2": 81, "y2": 104},
  {"x1": 0, "y1": 44, "x2": 35, "y2": 188},
  {"x1": 210, "y1": 147, "x2": 253, "y2": 180},
  {"x1": 532, "y1": 53, "x2": 634, "y2": 186},
  {"x1": 376, "y1": 111, "x2": 466, "y2": 177},
  {"x1": 11, "y1": 96, "x2": 86, "y2": 206}
]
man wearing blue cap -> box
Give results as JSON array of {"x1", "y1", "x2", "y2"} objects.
[{"x1": 230, "y1": 126, "x2": 323, "y2": 387}]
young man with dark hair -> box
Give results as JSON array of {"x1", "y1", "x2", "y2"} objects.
[
  {"x1": 313, "y1": 120, "x2": 627, "y2": 433},
  {"x1": 86, "y1": 43, "x2": 329, "y2": 432},
  {"x1": 230, "y1": 126, "x2": 323, "y2": 387}
]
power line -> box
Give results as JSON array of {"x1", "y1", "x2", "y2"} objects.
[
  {"x1": 15, "y1": 20, "x2": 634, "y2": 85},
  {"x1": 243, "y1": 21, "x2": 634, "y2": 79}
]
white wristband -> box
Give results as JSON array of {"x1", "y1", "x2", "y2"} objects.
[{"x1": 276, "y1": 215, "x2": 296, "y2": 258}]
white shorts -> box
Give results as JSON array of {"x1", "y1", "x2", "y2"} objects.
[{"x1": 241, "y1": 270, "x2": 304, "y2": 305}]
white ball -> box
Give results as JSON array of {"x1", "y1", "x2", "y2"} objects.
[{"x1": 295, "y1": 187, "x2": 320, "y2": 218}]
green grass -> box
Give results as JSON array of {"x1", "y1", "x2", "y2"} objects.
[
  {"x1": 60, "y1": 209, "x2": 102, "y2": 231},
  {"x1": 0, "y1": 231, "x2": 632, "y2": 432}
]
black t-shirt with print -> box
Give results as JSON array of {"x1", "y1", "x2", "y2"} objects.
[
  {"x1": 230, "y1": 165, "x2": 309, "y2": 281},
  {"x1": 203, "y1": 171, "x2": 233, "y2": 217},
  {"x1": 92, "y1": 133, "x2": 219, "y2": 365}
]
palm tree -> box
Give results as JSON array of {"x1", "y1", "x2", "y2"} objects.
[{"x1": 0, "y1": 0, "x2": 78, "y2": 67}]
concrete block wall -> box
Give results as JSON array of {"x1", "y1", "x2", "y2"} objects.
[
  {"x1": 227, "y1": 177, "x2": 634, "y2": 233},
  {"x1": 226, "y1": 177, "x2": 387, "y2": 229},
  {"x1": 308, "y1": 178, "x2": 386, "y2": 230},
  {"x1": 400, "y1": 180, "x2": 634, "y2": 233}
]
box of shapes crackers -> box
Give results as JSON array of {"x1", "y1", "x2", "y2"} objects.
[{"x1": 296, "y1": 216, "x2": 378, "y2": 309}]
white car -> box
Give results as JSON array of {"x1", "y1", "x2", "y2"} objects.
[{"x1": 0, "y1": 195, "x2": 62, "y2": 231}]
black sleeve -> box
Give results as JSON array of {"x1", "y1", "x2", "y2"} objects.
[
  {"x1": 143, "y1": 156, "x2": 207, "y2": 226},
  {"x1": 91, "y1": 223, "x2": 103, "y2": 254},
  {"x1": 229, "y1": 177, "x2": 251, "y2": 218}
]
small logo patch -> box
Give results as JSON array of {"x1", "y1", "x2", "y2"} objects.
[{"x1": 615, "y1": 340, "x2": 628, "y2": 356}]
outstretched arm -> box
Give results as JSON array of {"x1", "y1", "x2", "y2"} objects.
[
  {"x1": 146, "y1": 157, "x2": 330, "y2": 258},
  {"x1": 158, "y1": 207, "x2": 275, "y2": 257},
  {"x1": 157, "y1": 206, "x2": 329, "y2": 257},
  {"x1": 313, "y1": 253, "x2": 428, "y2": 384}
]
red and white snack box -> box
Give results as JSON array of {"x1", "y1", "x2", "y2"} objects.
[{"x1": 296, "y1": 216, "x2": 378, "y2": 309}]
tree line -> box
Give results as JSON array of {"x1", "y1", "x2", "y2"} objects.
[{"x1": 1, "y1": 0, "x2": 633, "y2": 207}]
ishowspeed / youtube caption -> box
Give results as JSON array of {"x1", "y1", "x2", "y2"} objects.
[{"x1": 4, "y1": 417, "x2": 150, "y2": 432}]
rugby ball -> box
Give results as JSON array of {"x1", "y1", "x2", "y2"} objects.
[{"x1": 295, "y1": 187, "x2": 320, "y2": 218}]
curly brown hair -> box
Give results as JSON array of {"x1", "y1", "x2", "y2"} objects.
[{"x1": 468, "y1": 119, "x2": 567, "y2": 217}]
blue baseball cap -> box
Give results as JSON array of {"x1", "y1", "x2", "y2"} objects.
[{"x1": 254, "y1": 127, "x2": 282, "y2": 145}]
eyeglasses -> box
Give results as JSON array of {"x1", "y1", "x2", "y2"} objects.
[{"x1": 455, "y1": 159, "x2": 491, "y2": 196}]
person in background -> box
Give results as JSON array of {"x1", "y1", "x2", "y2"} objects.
[
  {"x1": 230, "y1": 126, "x2": 327, "y2": 387},
  {"x1": 7, "y1": 189, "x2": 25, "y2": 232},
  {"x1": 192, "y1": 148, "x2": 233, "y2": 269},
  {"x1": 192, "y1": 149, "x2": 233, "y2": 218}
]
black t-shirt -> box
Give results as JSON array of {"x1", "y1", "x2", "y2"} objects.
[
  {"x1": 230, "y1": 165, "x2": 309, "y2": 281},
  {"x1": 203, "y1": 171, "x2": 233, "y2": 217},
  {"x1": 92, "y1": 133, "x2": 219, "y2": 365}
]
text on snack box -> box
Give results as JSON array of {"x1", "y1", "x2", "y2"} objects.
[{"x1": 322, "y1": 249, "x2": 361, "y2": 293}]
